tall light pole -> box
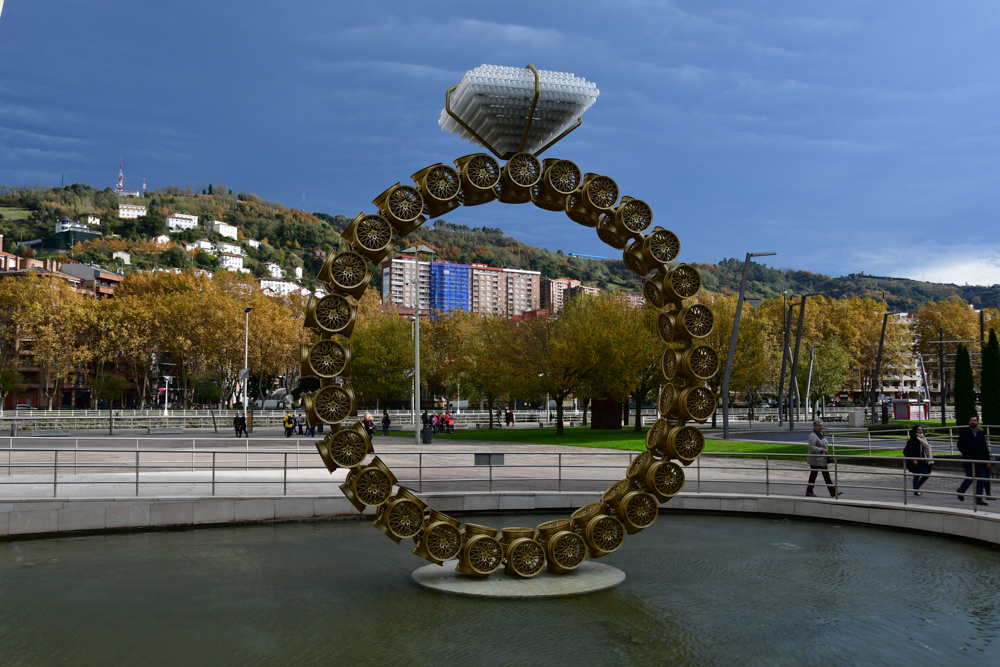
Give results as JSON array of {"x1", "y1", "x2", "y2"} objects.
[
  {"x1": 722, "y1": 251, "x2": 775, "y2": 439},
  {"x1": 162, "y1": 376, "x2": 172, "y2": 416},
  {"x1": 244, "y1": 307, "x2": 252, "y2": 425},
  {"x1": 789, "y1": 293, "x2": 820, "y2": 431},
  {"x1": 401, "y1": 245, "x2": 434, "y2": 445},
  {"x1": 805, "y1": 344, "x2": 823, "y2": 421}
]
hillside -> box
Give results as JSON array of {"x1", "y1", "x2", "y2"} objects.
[{"x1": 2, "y1": 183, "x2": 997, "y2": 310}]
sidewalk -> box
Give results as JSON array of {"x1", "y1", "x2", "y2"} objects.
[{"x1": 1, "y1": 437, "x2": 995, "y2": 515}]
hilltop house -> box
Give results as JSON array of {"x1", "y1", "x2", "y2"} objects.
[
  {"x1": 118, "y1": 204, "x2": 147, "y2": 219},
  {"x1": 166, "y1": 213, "x2": 199, "y2": 232},
  {"x1": 211, "y1": 220, "x2": 237, "y2": 240}
]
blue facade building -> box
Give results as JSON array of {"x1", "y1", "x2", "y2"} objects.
[{"x1": 429, "y1": 261, "x2": 470, "y2": 313}]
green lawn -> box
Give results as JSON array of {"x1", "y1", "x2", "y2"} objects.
[
  {"x1": 386, "y1": 426, "x2": 901, "y2": 457},
  {"x1": 0, "y1": 207, "x2": 33, "y2": 221}
]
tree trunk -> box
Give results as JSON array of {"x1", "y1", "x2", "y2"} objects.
[
  {"x1": 487, "y1": 397, "x2": 494, "y2": 429},
  {"x1": 581, "y1": 397, "x2": 590, "y2": 426},
  {"x1": 556, "y1": 397, "x2": 565, "y2": 436},
  {"x1": 210, "y1": 405, "x2": 218, "y2": 433}
]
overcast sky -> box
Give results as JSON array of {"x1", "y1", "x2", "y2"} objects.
[{"x1": 2, "y1": 1, "x2": 999, "y2": 284}]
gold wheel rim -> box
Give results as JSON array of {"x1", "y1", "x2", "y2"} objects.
[
  {"x1": 648, "y1": 229, "x2": 680, "y2": 263},
  {"x1": 670, "y1": 265, "x2": 701, "y2": 298},
  {"x1": 627, "y1": 450, "x2": 652, "y2": 479},
  {"x1": 684, "y1": 387, "x2": 716, "y2": 421},
  {"x1": 425, "y1": 523, "x2": 462, "y2": 561},
  {"x1": 465, "y1": 155, "x2": 500, "y2": 189},
  {"x1": 355, "y1": 468, "x2": 392, "y2": 506},
  {"x1": 387, "y1": 185, "x2": 424, "y2": 222},
  {"x1": 661, "y1": 348, "x2": 679, "y2": 380},
  {"x1": 355, "y1": 215, "x2": 392, "y2": 252},
  {"x1": 624, "y1": 493, "x2": 658, "y2": 528},
  {"x1": 657, "y1": 312, "x2": 675, "y2": 344},
  {"x1": 316, "y1": 386, "x2": 352, "y2": 424},
  {"x1": 551, "y1": 533, "x2": 586, "y2": 570},
  {"x1": 653, "y1": 461, "x2": 685, "y2": 496},
  {"x1": 618, "y1": 199, "x2": 652, "y2": 234},
  {"x1": 589, "y1": 516, "x2": 625, "y2": 552},
  {"x1": 586, "y1": 175, "x2": 619, "y2": 209},
  {"x1": 506, "y1": 153, "x2": 541, "y2": 187},
  {"x1": 330, "y1": 428, "x2": 367, "y2": 468},
  {"x1": 309, "y1": 339, "x2": 347, "y2": 377},
  {"x1": 548, "y1": 160, "x2": 581, "y2": 194},
  {"x1": 682, "y1": 305, "x2": 714, "y2": 338},
  {"x1": 645, "y1": 418, "x2": 667, "y2": 450},
  {"x1": 686, "y1": 345, "x2": 720, "y2": 380},
  {"x1": 658, "y1": 384, "x2": 676, "y2": 416},
  {"x1": 425, "y1": 165, "x2": 460, "y2": 200},
  {"x1": 330, "y1": 252, "x2": 368, "y2": 290},
  {"x1": 315, "y1": 294, "x2": 353, "y2": 333},
  {"x1": 508, "y1": 540, "x2": 545, "y2": 576},
  {"x1": 643, "y1": 276, "x2": 664, "y2": 308},
  {"x1": 467, "y1": 536, "x2": 504, "y2": 574},
  {"x1": 674, "y1": 425, "x2": 705, "y2": 460},
  {"x1": 387, "y1": 499, "x2": 424, "y2": 538}
]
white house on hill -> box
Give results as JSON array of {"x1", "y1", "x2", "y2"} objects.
[
  {"x1": 167, "y1": 213, "x2": 199, "y2": 232},
  {"x1": 260, "y1": 277, "x2": 297, "y2": 296},
  {"x1": 212, "y1": 220, "x2": 238, "y2": 240},
  {"x1": 262, "y1": 262, "x2": 283, "y2": 278},
  {"x1": 118, "y1": 204, "x2": 147, "y2": 219},
  {"x1": 218, "y1": 253, "x2": 244, "y2": 272}
]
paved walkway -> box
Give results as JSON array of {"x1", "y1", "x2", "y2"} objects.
[{"x1": 1, "y1": 436, "x2": 996, "y2": 516}]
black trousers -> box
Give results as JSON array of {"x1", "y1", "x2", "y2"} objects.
[{"x1": 807, "y1": 465, "x2": 837, "y2": 497}]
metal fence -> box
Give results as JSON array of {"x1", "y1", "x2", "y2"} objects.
[{"x1": 2, "y1": 445, "x2": 996, "y2": 514}]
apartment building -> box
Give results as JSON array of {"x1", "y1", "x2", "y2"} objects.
[
  {"x1": 501, "y1": 267, "x2": 540, "y2": 317},
  {"x1": 381, "y1": 256, "x2": 430, "y2": 316}
]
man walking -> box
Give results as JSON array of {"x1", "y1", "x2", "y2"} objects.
[
  {"x1": 283, "y1": 411, "x2": 294, "y2": 438},
  {"x1": 806, "y1": 418, "x2": 841, "y2": 498},
  {"x1": 956, "y1": 415, "x2": 992, "y2": 505}
]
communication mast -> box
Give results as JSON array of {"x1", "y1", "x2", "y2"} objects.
[{"x1": 116, "y1": 158, "x2": 124, "y2": 194}]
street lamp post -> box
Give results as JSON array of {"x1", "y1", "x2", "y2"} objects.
[
  {"x1": 789, "y1": 293, "x2": 820, "y2": 431},
  {"x1": 244, "y1": 307, "x2": 252, "y2": 426},
  {"x1": 805, "y1": 344, "x2": 823, "y2": 421},
  {"x1": 162, "y1": 375, "x2": 172, "y2": 416},
  {"x1": 722, "y1": 251, "x2": 775, "y2": 439},
  {"x1": 401, "y1": 245, "x2": 435, "y2": 445}
]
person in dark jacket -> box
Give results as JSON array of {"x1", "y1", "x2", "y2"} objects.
[
  {"x1": 903, "y1": 424, "x2": 932, "y2": 496},
  {"x1": 362, "y1": 412, "x2": 375, "y2": 438},
  {"x1": 233, "y1": 415, "x2": 242, "y2": 437},
  {"x1": 956, "y1": 416, "x2": 992, "y2": 505},
  {"x1": 381, "y1": 411, "x2": 391, "y2": 436},
  {"x1": 238, "y1": 414, "x2": 248, "y2": 438}
]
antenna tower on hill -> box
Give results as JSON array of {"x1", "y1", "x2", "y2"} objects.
[{"x1": 116, "y1": 158, "x2": 124, "y2": 194}]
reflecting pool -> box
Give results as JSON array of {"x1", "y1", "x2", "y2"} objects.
[{"x1": 1, "y1": 514, "x2": 998, "y2": 665}]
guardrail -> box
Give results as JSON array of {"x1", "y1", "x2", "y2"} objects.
[{"x1": 2, "y1": 447, "x2": 996, "y2": 513}]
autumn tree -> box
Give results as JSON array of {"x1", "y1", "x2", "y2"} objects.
[
  {"x1": 913, "y1": 299, "x2": 979, "y2": 404},
  {"x1": 981, "y1": 329, "x2": 1000, "y2": 431},
  {"x1": 510, "y1": 297, "x2": 605, "y2": 435},
  {"x1": 18, "y1": 274, "x2": 88, "y2": 409},
  {"x1": 349, "y1": 292, "x2": 414, "y2": 409},
  {"x1": 456, "y1": 313, "x2": 518, "y2": 428}
]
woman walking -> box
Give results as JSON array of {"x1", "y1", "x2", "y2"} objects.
[
  {"x1": 381, "y1": 411, "x2": 391, "y2": 436},
  {"x1": 362, "y1": 412, "x2": 375, "y2": 438},
  {"x1": 806, "y1": 418, "x2": 841, "y2": 497},
  {"x1": 904, "y1": 424, "x2": 933, "y2": 496}
]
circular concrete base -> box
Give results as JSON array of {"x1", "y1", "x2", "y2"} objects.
[{"x1": 412, "y1": 560, "x2": 625, "y2": 598}]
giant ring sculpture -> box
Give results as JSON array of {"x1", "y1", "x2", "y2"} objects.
[{"x1": 299, "y1": 64, "x2": 718, "y2": 578}]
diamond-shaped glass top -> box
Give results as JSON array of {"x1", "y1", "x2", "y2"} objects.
[{"x1": 439, "y1": 65, "x2": 599, "y2": 156}]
